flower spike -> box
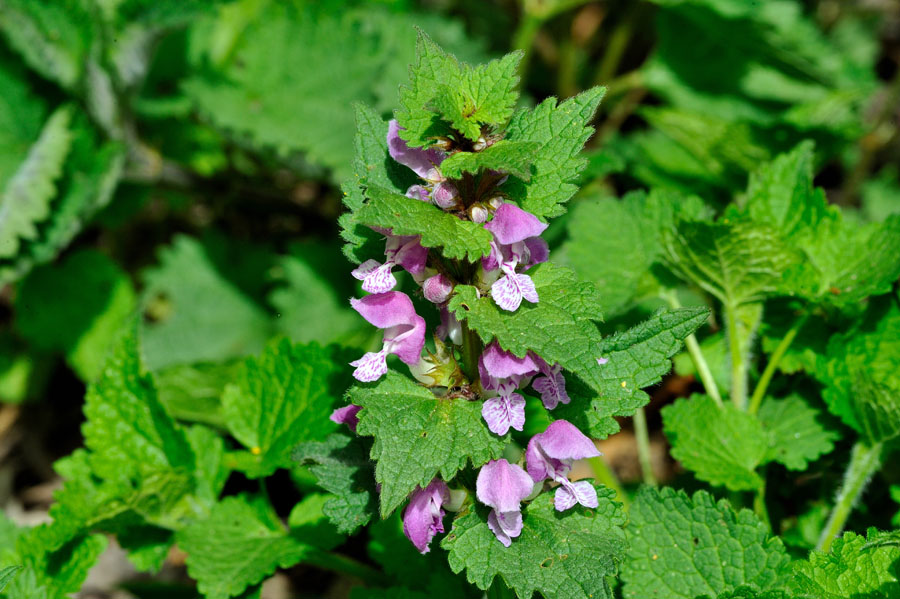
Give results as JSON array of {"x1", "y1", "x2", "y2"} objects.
[
  {"x1": 476, "y1": 459, "x2": 534, "y2": 547},
  {"x1": 349, "y1": 292, "x2": 426, "y2": 382}
]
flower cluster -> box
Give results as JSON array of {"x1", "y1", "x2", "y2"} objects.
[{"x1": 333, "y1": 121, "x2": 607, "y2": 553}]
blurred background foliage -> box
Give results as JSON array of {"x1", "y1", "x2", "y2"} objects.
[{"x1": 0, "y1": 0, "x2": 898, "y2": 594}]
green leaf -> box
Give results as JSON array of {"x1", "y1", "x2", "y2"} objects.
[
  {"x1": 443, "y1": 485, "x2": 626, "y2": 599},
  {"x1": 758, "y1": 395, "x2": 838, "y2": 470},
  {"x1": 15, "y1": 249, "x2": 136, "y2": 381},
  {"x1": 177, "y1": 496, "x2": 314, "y2": 599},
  {"x1": 816, "y1": 301, "x2": 900, "y2": 443},
  {"x1": 789, "y1": 530, "x2": 900, "y2": 598},
  {"x1": 81, "y1": 323, "x2": 195, "y2": 481},
  {"x1": 440, "y1": 141, "x2": 539, "y2": 180},
  {"x1": 357, "y1": 186, "x2": 493, "y2": 261},
  {"x1": 662, "y1": 394, "x2": 768, "y2": 490},
  {"x1": 223, "y1": 338, "x2": 349, "y2": 478},
  {"x1": 663, "y1": 217, "x2": 805, "y2": 307},
  {"x1": 351, "y1": 372, "x2": 508, "y2": 517},
  {"x1": 449, "y1": 265, "x2": 708, "y2": 437},
  {"x1": 621, "y1": 487, "x2": 791, "y2": 599},
  {"x1": 293, "y1": 433, "x2": 377, "y2": 535},
  {"x1": 186, "y1": 5, "x2": 489, "y2": 180},
  {"x1": 0, "y1": 0, "x2": 91, "y2": 89},
  {"x1": 140, "y1": 234, "x2": 272, "y2": 370},
  {"x1": 561, "y1": 188, "x2": 712, "y2": 317},
  {"x1": 287, "y1": 493, "x2": 344, "y2": 551},
  {"x1": 0, "y1": 59, "x2": 45, "y2": 187},
  {"x1": 0, "y1": 106, "x2": 73, "y2": 259},
  {"x1": 0, "y1": 566, "x2": 20, "y2": 592},
  {"x1": 155, "y1": 361, "x2": 239, "y2": 429},
  {"x1": 502, "y1": 87, "x2": 605, "y2": 219}
]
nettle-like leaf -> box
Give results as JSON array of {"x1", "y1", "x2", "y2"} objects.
[
  {"x1": 293, "y1": 433, "x2": 377, "y2": 535},
  {"x1": 397, "y1": 32, "x2": 521, "y2": 146},
  {"x1": 15, "y1": 249, "x2": 136, "y2": 381},
  {"x1": 561, "y1": 188, "x2": 712, "y2": 317},
  {"x1": 621, "y1": 487, "x2": 791, "y2": 599},
  {"x1": 450, "y1": 264, "x2": 708, "y2": 437},
  {"x1": 177, "y1": 496, "x2": 315, "y2": 599},
  {"x1": 744, "y1": 141, "x2": 900, "y2": 306},
  {"x1": 816, "y1": 301, "x2": 900, "y2": 443},
  {"x1": 186, "y1": 4, "x2": 489, "y2": 180},
  {"x1": 443, "y1": 485, "x2": 626, "y2": 599},
  {"x1": 502, "y1": 87, "x2": 605, "y2": 219},
  {"x1": 663, "y1": 216, "x2": 806, "y2": 307},
  {"x1": 662, "y1": 394, "x2": 768, "y2": 491},
  {"x1": 790, "y1": 530, "x2": 900, "y2": 598},
  {"x1": 440, "y1": 140, "x2": 539, "y2": 180},
  {"x1": 758, "y1": 395, "x2": 839, "y2": 471},
  {"x1": 357, "y1": 186, "x2": 493, "y2": 261},
  {"x1": 351, "y1": 372, "x2": 508, "y2": 517},
  {"x1": 140, "y1": 234, "x2": 272, "y2": 370},
  {"x1": 0, "y1": 105, "x2": 73, "y2": 259},
  {"x1": 222, "y1": 338, "x2": 350, "y2": 478}
]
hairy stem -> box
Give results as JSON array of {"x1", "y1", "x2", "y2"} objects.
[
  {"x1": 663, "y1": 291, "x2": 722, "y2": 407},
  {"x1": 459, "y1": 320, "x2": 483, "y2": 383},
  {"x1": 587, "y1": 456, "x2": 629, "y2": 509},
  {"x1": 725, "y1": 302, "x2": 748, "y2": 411},
  {"x1": 748, "y1": 312, "x2": 809, "y2": 415},
  {"x1": 816, "y1": 441, "x2": 883, "y2": 552},
  {"x1": 633, "y1": 407, "x2": 656, "y2": 486}
]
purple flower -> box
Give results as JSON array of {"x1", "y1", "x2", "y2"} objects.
[
  {"x1": 388, "y1": 120, "x2": 445, "y2": 182},
  {"x1": 478, "y1": 341, "x2": 539, "y2": 391},
  {"x1": 526, "y1": 420, "x2": 601, "y2": 511},
  {"x1": 432, "y1": 182, "x2": 459, "y2": 209},
  {"x1": 482, "y1": 204, "x2": 548, "y2": 311},
  {"x1": 482, "y1": 393, "x2": 526, "y2": 435},
  {"x1": 403, "y1": 480, "x2": 450, "y2": 553},
  {"x1": 406, "y1": 185, "x2": 431, "y2": 202},
  {"x1": 436, "y1": 305, "x2": 462, "y2": 345},
  {"x1": 531, "y1": 358, "x2": 570, "y2": 410},
  {"x1": 596, "y1": 356, "x2": 609, "y2": 366},
  {"x1": 476, "y1": 459, "x2": 534, "y2": 547},
  {"x1": 330, "y1": 404, "x2": 362, "y2": 432},
  {"x1": 349, "y1": 292, "x2": 426, "y2": 382},
  {"x1": 351, "y1": 235, "x2": 428, "y2": 294},
  {"x1": 423, "y1": 273, "x2": 454, "y2": 304}
]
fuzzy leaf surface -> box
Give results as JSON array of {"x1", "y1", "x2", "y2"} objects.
[
  {"x1": 662, "y1": 395, "x2": 768, "y2": 490},
  {"x1": 502, "y1": 87, "x2": 605, "y2": 219},
  {"x1": 357, "y1": 186, "x2": 493, "y2": 261},
  {"x1": 351, "y1": 372, "x2": 508, "y2": 517},
  {"x1": 758, "y1": 395, "x2": 838, "y2": 470},
  {"x1": 621, "y1": 487, "x2": 791, "y2": 599},
  {"x1": 440, "y1": 141, "x2": 538, "y2": 180},
  {"x1": 443, "y1": 486, "x2": 626, "y2": 599},
  {"x1": 177, "y1": 496, "x2": 314, "y2": 599},
  {"x1": 293, "y1": 433, "x2": 377, "y2": 535},
  {"x1": 789, "y1": 530, "x2": 900, "y2": 598},
  {"x1": 222, "y1": 338, "x2": 347, "y2": 478}
]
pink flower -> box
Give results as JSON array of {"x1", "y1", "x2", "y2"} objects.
[
  {"x1": 351, "y1": 235, "x2": 427, "y2": 294},
  {"x1": 387, "y1": 120, "x2": 445, "y2": 182},
  {"x1": 482, "y1": 204, "x2": 549, "y2": 311},
  {"x1": 526, "y1": 420, "x2": 601, "y2": 511},
  {"x1": 478, "y1": 342, "x2": 540, "y2": 435},
  {"x1": 349, "y1": 292, "x2": 426, "y2": 382},
  {"x1": 423, "y1": 273, "x2": 454, "y2": 304},
  {"x1": 330, "y1": 405, "x2": 362, "y2": 432},
  {"x1": 476, "y1": 459, "x2": 534, "y2": 547},
  {"x1": 531, "y1": 357, "x2": 570, "y2": 410},
  {"x1": 403, "y1": 480, "x2": 449, "y2": 553}
]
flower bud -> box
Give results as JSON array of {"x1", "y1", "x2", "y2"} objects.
[
  {"x1": 469, "y1": 204, "x2": 489, "y2": 223},
  {"x1": 405, "y1": 184, "x2": 430, "y2": 202},
  {"x1": 473, "y1": 136, "x2": 487, "y2": 151},
  {"x1": 432, "y1": 182, "x2": 459, "y2": 209},
  {"x1": 423, "y1": 273, "x2": 453, "y2": 304},
  {"x1": 488, "y1": 196, "x2": 504, "y2": 210}
]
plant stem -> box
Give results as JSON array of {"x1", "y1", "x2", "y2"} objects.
[
  {"x1": 512, "y1": 13, "x2": 543, "y2": 88},
  {"x1": 663, "y1": 291, "x2": 723, "y2": 408},
  {"x1": 816, "y1": 441, "x2": 883, "y2": 552},
  {"x1": 753, "y1": 469, "x2": 770, "y2": 531},
  {"x1": 459, "y1": 320, "x2": 483, "y2": 383},
  {"x1": 304, "y1": 549, "x2": 390, "y2": 586},
  {"x1": 587, "y1": 456, "x2": 629, "y2": 509},
  {"x1": 748, "y1": 312, "x2": 809, "y2": 415},
  {"x1": 633, "y1": 408, "x2": 656, "y2": 486},
  {"x1": 593, "y1": 16, "x2": 634, "y2": 87},
  {"x1": 725, "y1": 302, "x2": 748, "y2": 411}
]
